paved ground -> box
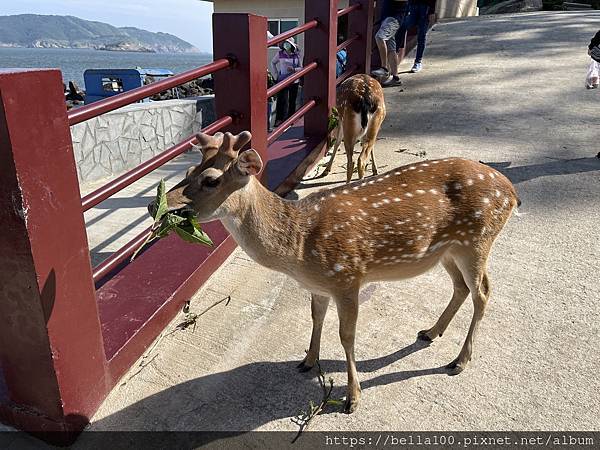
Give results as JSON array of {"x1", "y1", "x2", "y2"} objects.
[{"x1": 5, "y1": 11, "x2": 599, "y2": 444}]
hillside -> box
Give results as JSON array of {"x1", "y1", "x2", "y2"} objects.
[{"x1": 0, "y1": 14, "x2": 202, "y2": 53}]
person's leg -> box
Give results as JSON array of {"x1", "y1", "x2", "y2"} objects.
[
  {"x1": 395, "y1": 10, "x2": 416, "y2": 55},
  {"x1": 381, "y1": 36, "x2": 402, "y2": 87},
  {"x1": 373, "y1": 17, "x2": 399, "y2": 76},
  {"x1": 288, "y1": 83, "x2": 299, "y2": 117},
  {"x1": 414, "y1": 5, "x2": 430, "y2": 65},
  {"x1": 275, "y1": 87, "x2": 289, "y2": 124},
  {"x1": 375, "y1": 35, "x2": 389, "y2": 74}
]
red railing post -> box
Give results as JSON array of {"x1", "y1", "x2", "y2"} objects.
[
  {"x1": 212, "y1": 13, "x2": 268, "y2": 175},
  {"x1": 303, "y1": 0, "x2": 338, "y2": 140},
  {"x1": 347, "y1": 0, "x2": 375, "y2": 74},
  {"x1": 0, "y1": 69, "x2": 107, "y2": 435}
]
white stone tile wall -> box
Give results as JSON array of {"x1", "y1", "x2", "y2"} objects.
[{"x1": 70, "y1": 99, "x2": 203, "y2": 184}]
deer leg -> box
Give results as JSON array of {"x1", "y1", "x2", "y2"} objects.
[
  {"x1": 321, "y1": 124, "x2": 343, "y2": 177},
  {"x1": 344, "y1": 139, "x2": 357, "y2": 183},
  {"x1": 370, "y1": 146, "x2": 378, "y2": 176},
  {"x1": 418, "y1": 256, "x2": 470, "y2": 341},
  {"x1": 357, "y1": 140, "x2": 373, "y2": 180},
  {"x1": 447, "y1": 252, "x2": 492, "y2": 375},
  {"x1": 358, "y1": 108, "x2": 384, "y2": 178},
  {"x1": 298, "y1": 293, "x2": 330, "y2": 372},
  {"x1": 335, "y1": 291, "x2": 361, "y2": 413},
  {"x1": 343, "y1": 113, "x2": 361, "y2": 183}
]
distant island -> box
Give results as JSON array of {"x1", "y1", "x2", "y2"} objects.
[{"x1": 0, "y1": 14, "x2": 206, "y2": 54}]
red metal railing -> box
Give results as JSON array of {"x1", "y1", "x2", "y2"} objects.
[
  {"x1": 66, "y1": 57, "x2": 237, "y2": 283},
  {"x1": 0, "y1": 1, "x2": 380, "y2": 436},
  {"x1": 74, "y1": 1, "x2": 367, "y2": 282},
  {"x1": 266, "y1": 62, "x2": 318, "y2": 98},
  {"x1": 267, "y1": 20, "x2": 319, "y2": 47},
  {"x1": 266, "y1": 2, "x2": 363, "y2": 145},
  {"x1": 81, "y1": 116, "x2": 232, "y2": 212},
  {"x1": 89, "y1": 116, "x2": 233, "y2": 283},
  {"x1": 68, "y1": 59, "x2": 232, "y2": 126},
  {"x1": 338, "y1": 3, "x2": 361, "y2": 17}
]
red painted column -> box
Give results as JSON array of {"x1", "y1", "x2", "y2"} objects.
[
  {"x1": 0, "y1": 69, "x2": 107, "y2": 434},
  {"x1": 303, "y1": 0, "x2": 338, "y2": 140},
  {"x1": 347, "y1": 0, "x2": 375, "y2": 74},
  {"x1": 212, "y1": 13, "x2": 268, "y2": 174}
]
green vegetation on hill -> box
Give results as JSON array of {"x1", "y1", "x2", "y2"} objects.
[{"x1": 0, "y1": 14, "x2": 203, "y2": 53}]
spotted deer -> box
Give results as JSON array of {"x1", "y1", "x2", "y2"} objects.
[
  {"x1": 321, "y1": 74, "x2": 386, "y2": 182},
  {"x1": 157, "y1": 131, "x2": 520, "y2": 414}
]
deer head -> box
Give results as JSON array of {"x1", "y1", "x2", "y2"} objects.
[{"x1": 160, "y1": 131, "x2": 263, "y2": 222}]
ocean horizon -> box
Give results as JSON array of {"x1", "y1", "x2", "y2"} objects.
[{"x1": 0, "y1": 47, "x2": 213, "y2": 87}]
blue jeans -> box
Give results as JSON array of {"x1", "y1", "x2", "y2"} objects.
[{"x1": 396, "y1": 3, "x2": 430, "y2": 63}]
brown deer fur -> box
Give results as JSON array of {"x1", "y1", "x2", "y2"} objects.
[
  {"x1": 161, "y1": 131, "x2": 520, "y2": 414},
  {"x1": 322, "y1": 74, "x2": 386, "y2": 182}
]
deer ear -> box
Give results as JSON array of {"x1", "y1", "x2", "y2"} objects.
[{"x1": 236, "y1": 149, "x2": 263, "y2": 176}]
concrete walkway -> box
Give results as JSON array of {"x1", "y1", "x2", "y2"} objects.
[{"x1": 78, "y1": 11, "x2": 599, "y2": 438}]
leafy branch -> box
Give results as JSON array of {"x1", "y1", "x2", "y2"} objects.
[
  {"x1": 131, "y1": 179, "x2": 213, "y2": 261},
  {"x1": 291, "y1": 356, "x2": 344, "y2": 443}
]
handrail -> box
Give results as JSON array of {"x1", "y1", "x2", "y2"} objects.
[
  {"x1": 267, "y1": 99, "x2": 318, "y2": 145},
  {"x1": 337, "y1": 4, "x2": 361, "y2": 17},
  {"x1": 267, "y1": 62, "x2": 318, "y2": 98},
  {"x1": 336, "y1": 64, "x2": 360, "y2": 85},
  {"x1": 337, "y1": 33, "x2": 361, "y2": 53},
  {"x1": 267, "y1": 20, "x2": 319, "y2": 47},
  {"x1": 68, "y1": 58, "x2": 232, "y2": 126},
  {"x1": 93, "y1": 226, "x2": 153, "y2": 283},
  {"x1": 82, "y1": 116, "x2": 232, "y2": 212}
]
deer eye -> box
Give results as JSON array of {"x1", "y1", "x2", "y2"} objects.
[{"x1": 202, "y1": 177, "x2": 221, "y2": 188}]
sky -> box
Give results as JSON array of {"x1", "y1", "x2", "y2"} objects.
[{"x1": 0, "y1": 0, "x2": 214, "y2": 52}]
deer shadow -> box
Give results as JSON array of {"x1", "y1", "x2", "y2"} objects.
[
  {"x1": 483, "y1": 157, "x2": 600, "y2": 185},
  {"x1": 78, "y1": 339, "x2": 448, "y2": 443}
]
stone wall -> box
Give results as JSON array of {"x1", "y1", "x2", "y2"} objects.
[{"x1": 70, "y1": 99, "x2": 202, "y2": 184}]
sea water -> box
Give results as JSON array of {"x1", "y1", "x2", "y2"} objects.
[{"x1": 0, "y1": 47, "x2": 212, "y2": 87}]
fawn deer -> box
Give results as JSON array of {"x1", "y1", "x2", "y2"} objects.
[
  {"x1": 157, "y1": 131, "x2": 520, "y2": 413},
  {"x1": 321, "y1": 74, "x2": 386, "y2": 182}
]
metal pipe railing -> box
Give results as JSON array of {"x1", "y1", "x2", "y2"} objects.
[
  {"x1": 337, "y1": 33, "x2": 361, "y2": 52},
  {"x1": 82, "y1": 115, "x2": 233, "y2": 212},
  {"x1": 68, "y1": 58, "x2": 232, "y2": 126},
  {"x1": 93, "y1": 226, "x2": 153, "y2": 283},
  {"x1": 267, "y1": 99, "x2": 318, "y2": 145},
  {"x1": 267, "y1": 62, "x2": 318, "y2": 98},
  {"x1": 336, "y1": 64, "x2": 360, "y2": 85},
  {"x1": 267, "y1": 20, "x2": 319, "y2": 47},
  {"x1": 337, "y1": 3, "x2": 361, "y2": 17}
]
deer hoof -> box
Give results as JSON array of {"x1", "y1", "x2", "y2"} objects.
[
  {"x1": 446, "y1": 358, "x2": 466, "y2": 376},
  {"x1": 344, "y1": 398, "x2": 359, "y2": 414},
  {"x1": 297, "y1": 361, "x2": 314, "y2": 373},
  {"x1": 417, "y1": 329, "x2": 434, "y2": 341}
]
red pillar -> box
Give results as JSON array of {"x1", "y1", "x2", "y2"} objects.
[
  {"x1": 347, "y1": 0, "x2": 375, "y2": 74},
  {"x1": 212, "y1": 13, "x2": 268, "y2": 175},
  {"x1": 303, "y1": 0, "x2": 338, "y2": 140},
  {"x1": 0, "y1": 69, "x2": 107, "y2": 435}
]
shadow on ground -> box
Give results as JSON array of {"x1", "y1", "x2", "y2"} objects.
[
  {"x1": 483, "y1": 156, "x2": 600, "y2": 184},
  {"x1": 81, "y1": 339, "x2": 451, "y2": 440}
]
